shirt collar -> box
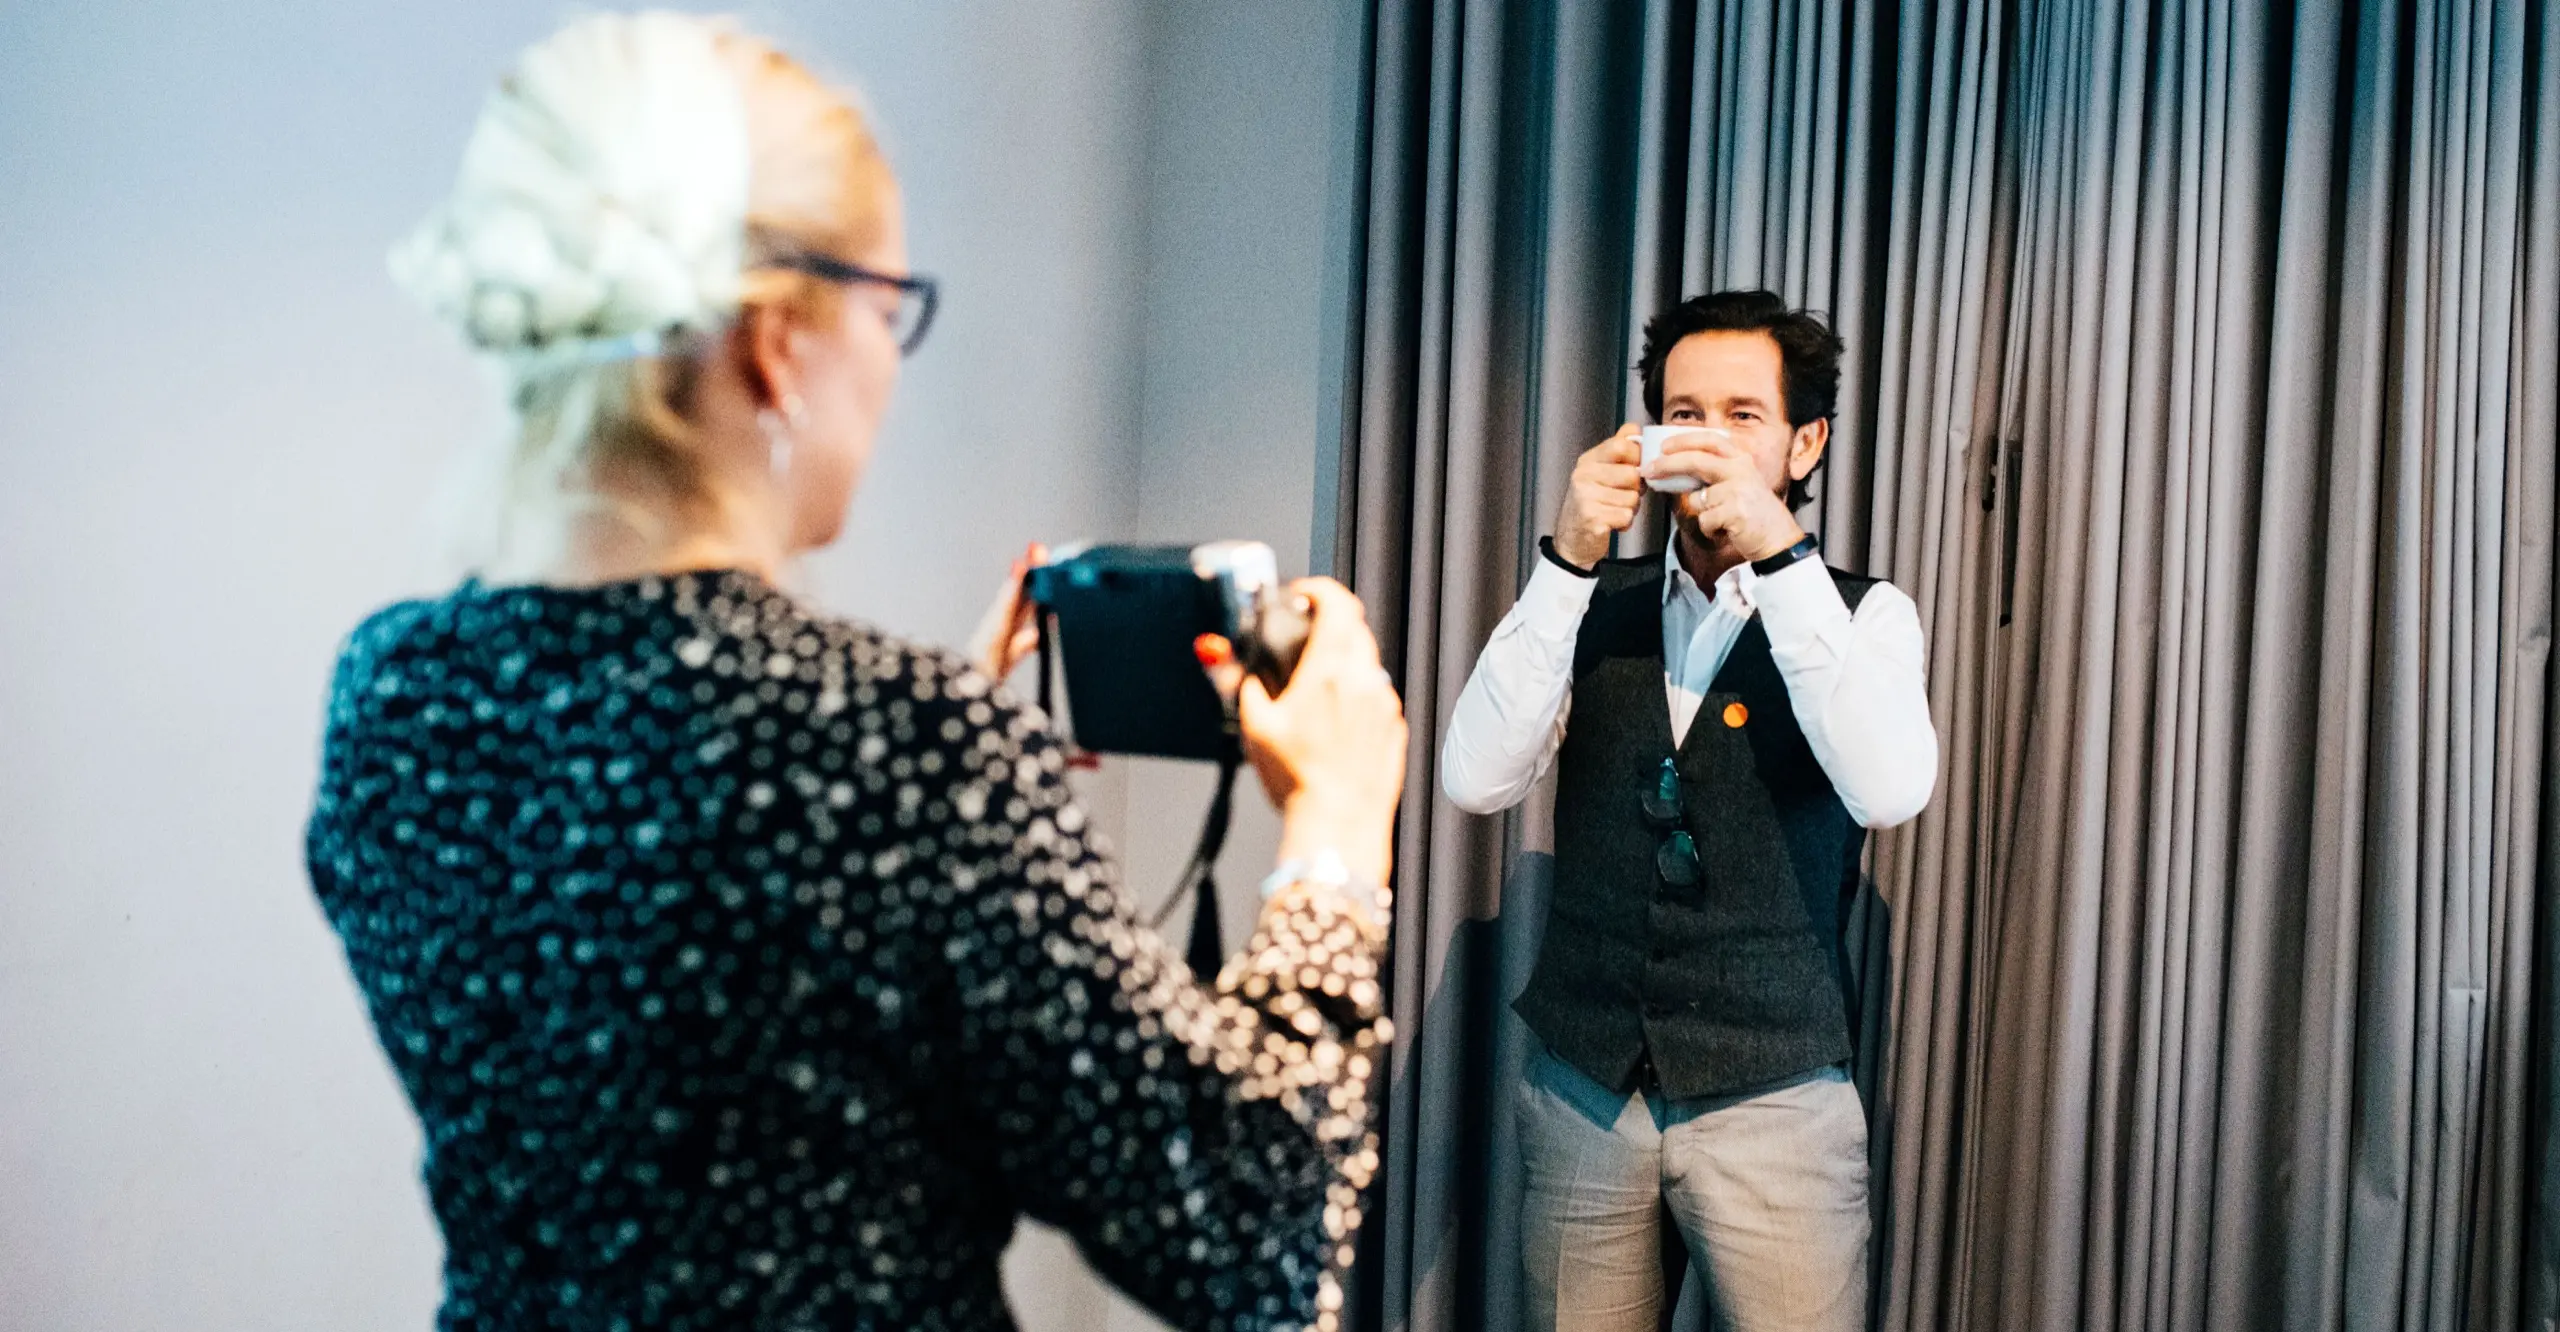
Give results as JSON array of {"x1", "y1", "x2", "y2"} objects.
[{"x1": 1662, "y1": 531, "x2": 1759, "y2": 614}]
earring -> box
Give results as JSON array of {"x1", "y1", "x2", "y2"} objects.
[{"x1": 759, "y1": 391, "x2": 806, "y2": 488}]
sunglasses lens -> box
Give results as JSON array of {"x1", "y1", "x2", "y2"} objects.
[
  {"x1": 1641, "y1": 761, "x2": 1683, "y2": 824},
  {"x1": 1657, "y1": 831, "x2": 1700, "y2": 886}
]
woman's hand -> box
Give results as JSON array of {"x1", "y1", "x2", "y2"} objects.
[
  {"x1": 1198, "y1": 578, "x2": 1406, "y2": 885},
  {"x1": 969, "y1": 543, "x2": 1048, "y2": 682}
]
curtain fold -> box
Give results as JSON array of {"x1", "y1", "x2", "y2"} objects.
[
  {"x1": 1332, "y1": 1, "x2": 1643, "y2": 1325},
  {"x1": 1327, "y1": 1, "x2": 2559, "y2": 1328},
  {"x1": 2524, "y1": 6, "x2": 2560, "y2": 1325}
]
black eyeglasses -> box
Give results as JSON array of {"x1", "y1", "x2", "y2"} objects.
[
  {"x1": 1640, "y1": 757, "x2": 1700, "y2": 887},
  {"x1": 762, "y1": 253, "x2": 940, "y2": 357}
]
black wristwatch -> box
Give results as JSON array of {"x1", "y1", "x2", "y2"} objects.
[{"x1": 1750, "y1": 532, "x2": 1821, "y2": 577}]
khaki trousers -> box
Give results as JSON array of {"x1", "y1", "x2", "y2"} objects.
[{"x1": 1519, "y1": 1049, "x2": 1870, "y2": 1332}]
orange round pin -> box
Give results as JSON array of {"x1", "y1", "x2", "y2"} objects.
[{"x1": 1723, "y1": 702, "x2": 1749, "y2": 728}]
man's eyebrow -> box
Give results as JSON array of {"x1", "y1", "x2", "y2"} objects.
[{"x1": 1721, "y1": 394, "x2": 1775, "y2": 408}]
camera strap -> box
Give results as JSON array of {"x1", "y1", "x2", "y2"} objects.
[
  {"x1": 1145, "y1": 706, "x2": 1243, "y2": 978},
  {"x1": 1165, "y1": 755, "x2": 1240, "y2": 978},
  {"x1": 1037, "y1": 600, "x2": 1237, "y2": 978}
]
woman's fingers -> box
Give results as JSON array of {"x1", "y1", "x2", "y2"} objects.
[
  {"x1": 1286, "y1": 578, "x2": 1381, "y2": 679},
  {"x1": 1194, "y1": 632, "x2": 1246, "y2": 701}
]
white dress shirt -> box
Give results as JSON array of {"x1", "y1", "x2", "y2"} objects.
[{"x1": 1439, "y1": 538, "x2": 1938, "y2": 829}]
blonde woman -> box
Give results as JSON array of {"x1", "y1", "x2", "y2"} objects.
[{"x1": 305, "y1": 14, "x2": 1405, "y2": 1330}]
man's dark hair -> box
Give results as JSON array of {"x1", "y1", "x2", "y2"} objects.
[{"x1": 1636, "y1": 289, "x2": 1844, "y2": 510}]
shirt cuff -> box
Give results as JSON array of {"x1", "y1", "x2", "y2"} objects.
[
  {"x1": 1515, "y1": 546, "x2": 1602, "y2": 637},
  {"x1": 1750, "y1": 554, "x2": 1852, "y2": 655}
]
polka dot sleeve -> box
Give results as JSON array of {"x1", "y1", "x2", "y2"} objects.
[{"x1": 921, "y1": 674, "x2": 1390, "y2": 1332}]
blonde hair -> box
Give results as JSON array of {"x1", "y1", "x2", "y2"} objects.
[{"x1": 390, "y1": 13, "x2": 894, "y2": 577}]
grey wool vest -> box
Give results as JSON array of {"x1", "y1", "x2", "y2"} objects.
[{"x1": 1512, "y1": 555, "x2": 1878, "y2": 1101}]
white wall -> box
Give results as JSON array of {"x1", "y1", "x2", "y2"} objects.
[
  {"x1": 1118, "y1": 3, "x2": 1365, "y2": 956},
  {"x1": 0, "y1": 1, "x2": 1355, "y2": 1329}
]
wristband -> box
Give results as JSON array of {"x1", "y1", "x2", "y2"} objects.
[
  {"x1": 1539, "y1": 536, "x2": 1599, "y2": 578},
  {"x1": 1750, "y1": 532, "x2": 1821, "y2": 577}
]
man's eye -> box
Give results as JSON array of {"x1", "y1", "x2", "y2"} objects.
[{"x1": 1730, "y1": 412, "x2": 1759, "y2": 423}]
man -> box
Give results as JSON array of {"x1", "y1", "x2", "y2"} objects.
[{"x1": 1441, "y1": 290, "x2": 1937, "y2": 1331}]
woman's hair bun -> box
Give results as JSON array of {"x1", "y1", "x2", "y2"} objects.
[{"x1": 390, "y1": 11, "x2": 753, "y2": 357}]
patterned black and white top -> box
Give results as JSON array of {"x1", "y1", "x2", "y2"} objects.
[{"x1": 306, "y1": 570, "x2": 1388, "y2": 1332}]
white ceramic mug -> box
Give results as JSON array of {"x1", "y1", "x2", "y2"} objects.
[{"x1": 1638, "y1": 424, "x2": 1732, "y2": 494}]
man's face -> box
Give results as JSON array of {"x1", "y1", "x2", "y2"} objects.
[{"x1": 1657, "y1": 330, "x2": 1825, "y2": 502}]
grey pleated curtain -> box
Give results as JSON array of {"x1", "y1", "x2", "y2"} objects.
[
  {"x1": 1328, "y1": 1, "x2": 2560, "y2": 1330},
  {"x1": 1869, "y1": 2, "x2": 2560, "y2": 1327},
  {"x1": 1328, "y1": 3, "x2": 1584, "y2": 1325}
]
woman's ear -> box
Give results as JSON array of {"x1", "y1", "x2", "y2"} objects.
[
  {"x1": 730, "y1": 302, "x2": 797, "y2": 410},
  {"x1": 1788, "y1": 416, "x2": 1831, "y2": 480}
]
